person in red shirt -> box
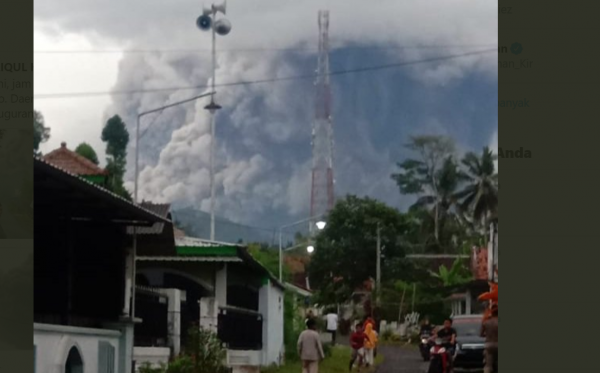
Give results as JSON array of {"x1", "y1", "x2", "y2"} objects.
[{"x1": 349, "y1": 322, "x2": 370, "y2": 372}]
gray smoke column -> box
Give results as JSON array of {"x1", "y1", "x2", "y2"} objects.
[{"x1": 35, "y1": 0, "x2": 498, "y2": 226}]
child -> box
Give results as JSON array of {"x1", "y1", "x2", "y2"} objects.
[
  {"x1": 349, "y1": 322, "x2": 370, "y2": 372},
  {"x1": 363, "y1": 323, "x2": 378, "y2": 367}
]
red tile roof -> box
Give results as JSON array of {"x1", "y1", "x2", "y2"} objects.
[{"x1": 43, "y1": 142, "x2": 107, "y2": 176}]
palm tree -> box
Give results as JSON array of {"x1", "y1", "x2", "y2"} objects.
[
  {"x1": 456, "y1": 147, "x2": 498, "y2": 234},
  {"x1": 411, "y1": 156, "x2": 462, "y2": 244}
]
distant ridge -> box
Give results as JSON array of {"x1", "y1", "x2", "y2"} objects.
[{"x1": 172, "y1": 207, "x2": 275, "y2": 245}]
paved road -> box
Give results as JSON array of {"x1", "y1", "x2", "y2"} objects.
[{"x1": 376, "y1": 345, "x2": 428, "y2": 373}]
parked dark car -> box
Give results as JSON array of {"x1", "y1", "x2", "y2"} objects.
[{"x1": 451, "y1": 315, "x2": 485, "y2": 372}]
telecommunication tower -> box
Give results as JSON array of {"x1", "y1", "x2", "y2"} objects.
[{"x1": 310, "y1": 10, "x2": 335, "y2": 231}]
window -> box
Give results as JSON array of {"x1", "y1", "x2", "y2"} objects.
[{"x1": 98, "y1": 341, "x2": 115, "y2": 373}]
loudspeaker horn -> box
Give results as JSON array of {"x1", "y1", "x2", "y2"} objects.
[
  {"x1": 197, "y1": 14, "x2": 212, "y2": 31},
  {"x1": 213, "y1": 18, "x2": 232, "y2": 35},
  {"x1": 213, "y1": 0, "x2": 226, "y2": 15}
]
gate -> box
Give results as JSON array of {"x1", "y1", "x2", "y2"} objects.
[
  {"x1": 134, "y1": 291, "x2": 168, "y2": 346},
  {"x1": 218, "y1": 308, "x2": 263, "y2": 350}
]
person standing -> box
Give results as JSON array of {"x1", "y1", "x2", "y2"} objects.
[
  {"x1": 363, "y1": 322, "x2": 378, "y2": 367},
  {"x1": 480, "y1": 306, "x2": 498, "y2": 373},
  {"x1": 325, "y1": 310, "x2": 339, "y2": 346},
  {"x1": 298, "y1": 319, "x2": 325, "y2": 373},
  {"x1": 305, "y1": 309, "x2": 315, "y2": 325}
]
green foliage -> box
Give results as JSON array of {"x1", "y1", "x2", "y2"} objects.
[
  {"x1": 381, "y1": 329, "x2": 393, "y2": 341},
  {"x1": 283, "y1": 291, "x2": 304, "y2": 362},
  {"x1": 247, "y1": 243, "x2": 291, "y2": 282},
  {"x1": 429, "y1": 258, "x2": 472, "y2": 287},
  {"x1": 456, "y1": 146, "x2": 498, "y2": 230},
  {"x1": 102, "y1": 115, "x2": 129, "y2": 159},
  {"x1": 33, "y1": 110, "x2": 50, "y2": 155},
  {"x1": 75, "y1": 142, "x2": 100, "y2": 165},
  {"x1": 391, "y1": 135, "x2": 462, "y2": 245},
  {"x1": 136, "y1": 327, "x2": 225, "y2": 373},
  {"x1": 309, "y1": 195, "x2": 414, "y2": 306},
  {"x1": 166, "y1": 355, "x2": 195, "y2": 373},
  {"x1": 138, "y1": 362, "x2": 168, "y2": 373},
  {"x1": 263, "y1": 346, "x2": 380, "y2": 373},
  {"x1": 391, "y1": 135, "x2": 456, "y2": 195},
  {"x1": 183, "y1": 325, "x2": 228, "y2": 373},
  {"x1": 101, "y1": 115, "x2": 131, "y2": 200}
]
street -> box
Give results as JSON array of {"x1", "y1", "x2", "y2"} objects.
[{"x1": 376, "y1": 345, "x2": 428, "y2": 373}]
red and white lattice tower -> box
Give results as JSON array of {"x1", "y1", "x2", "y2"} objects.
[{"x1": 310, "y1": 10, "x2": 335, "y2": 231}]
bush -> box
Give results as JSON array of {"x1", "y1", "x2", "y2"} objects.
[
  {"x1": 166, "y1": 355, "x2": 195, "y2": 373},
  {"x1": 381, "y1": 329, "x2": 393, "y2": 342},
  {"x1": 284, "y1": 291, "x2": 305, "y2": 362},
  {"x1": 138, "y1": 362, "x2": 167, "y2": 373},
  {"x1": 322, "y1": 343, "x2": 333, "y2": 358},
  {"x1": 183, "y1": 325, "x2": 228, "y2": 373}
]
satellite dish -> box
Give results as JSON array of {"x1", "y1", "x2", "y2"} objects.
[
  {"x1": 197, "y1": 15, "x2": 212, "y2": 31},
  {"x1": 214, "y1": 18, "x2": 232, "y2": 35}
]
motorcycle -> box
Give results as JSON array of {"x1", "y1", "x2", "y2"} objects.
[
  {"x1": 427, "y1": 339, "x2": 451, "y2": 373},
  {"x1": 419, "y1": 331, "x2": 433, "y2": 361}
]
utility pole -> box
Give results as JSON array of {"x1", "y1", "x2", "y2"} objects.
[{"x1": 376, "y1": 222, "x2": 381, "y2": 305}]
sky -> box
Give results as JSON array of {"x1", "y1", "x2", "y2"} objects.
[{"x1": 34, "y1": 0, "x2": 498, "y2": 229}]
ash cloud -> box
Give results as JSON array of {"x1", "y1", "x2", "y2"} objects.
[{"x1": 34, "y1": 0, "x2": 498, "y2": 227}]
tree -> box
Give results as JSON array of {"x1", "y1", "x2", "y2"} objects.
[
  {"x1": 429, "y1": 258, "x2": 472, "y2": 287},
  {"x1": 75, "y1": 142, "x2": 100, "y2": 165},
  {"x1": 391, "y1": 135, "x2": 460, "y2": 244},
  {"x1": 308, "y1": 195, "x2": 414, "y2": 306},
  {"x1": 247, "y1": 243, "x2": 291, "y2": 281},
  {"x1": 33, "y1": 110, "x2": 50, "y2": 155},
  {"x1": 101, "y1": 115, "x2": 131, "y2": 200},
  {"x1": 456, "y1": 146, "x2": 498, "y2": 233}
]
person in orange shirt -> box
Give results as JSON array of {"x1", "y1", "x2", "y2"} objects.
[{"x1": 363, "y1": 323, "x2": 378, "y2": 367}]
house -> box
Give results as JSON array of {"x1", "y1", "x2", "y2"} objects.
[
  {"x1": 33, "y1": 157, "x2": 170, "y2": 373},
  {"x1": 42, "y1": 142, "x2": 109, "y2": 186},
  {"x1": 446, "y1": 222, "x2": 499, "y2": 316},
  {"x1": 134, "y1": 234, "x2": 285, "y2": 373}
]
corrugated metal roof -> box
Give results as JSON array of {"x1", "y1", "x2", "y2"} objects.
[
  {"x1": 126, "y1": 201, "x2": 171, "y2": 235},
  {"x1": 175, "y1": 236, "x2": 245, "y2": 248},
  {"x1": 136, "y1": 256, "x2": 243, "y2": 262},
  {"x1": 34, "y1": 156, "x2": 169, "y2": 224}
]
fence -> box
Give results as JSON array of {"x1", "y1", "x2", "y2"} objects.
[{"x1": 218, "y1": 307, "x2": 263, "y2": 350}]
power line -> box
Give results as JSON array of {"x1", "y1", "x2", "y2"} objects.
[
  {"x1": 34, "y1": 48, "x2": 495, "y2": 100},
  {"x1": 34, "y1": 44, "x2": 496, "y2": 55}
]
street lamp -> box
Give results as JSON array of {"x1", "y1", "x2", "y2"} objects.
[
  {"x1": 197, "y1": 1, "x2": 232, "y2": 241},
  {"x1": 131, "y1": 91, "x2": 214, "y2": 319},
  {"x1": 278, "y1": 214, "x2": 327, "y2": 282}
]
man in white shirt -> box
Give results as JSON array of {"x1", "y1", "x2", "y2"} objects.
[{"x1": 325, "y1": 310, "x2": 339, "y2": 346}]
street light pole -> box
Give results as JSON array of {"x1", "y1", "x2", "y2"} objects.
[
  {"x1": 278, "y1": 214, "x2": 327, "y2": 282},
  {"x1": 200, "y1": 2, "x2": 229, "y2": 241},
  {"x1": 209, "y1": 5, "x2": 217, "y2": 241}
]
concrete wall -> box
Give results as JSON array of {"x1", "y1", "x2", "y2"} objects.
[
  {"x1": 34, "y1": 323, "x2": 121, "y2": 373},
  {"x1": 258, "y1": 281, "x2": 284, "y2": 366}
]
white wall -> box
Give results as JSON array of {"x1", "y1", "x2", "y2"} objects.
[
  {"x1": 258, "y1": 282, "x2": 284, "y2": 366},
  {"x1": 133, "y1": 347, "x2": 170, "y2": 371},
  {"x1": 34, "y1": 323, "x2": 121, "y2": 373}
]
